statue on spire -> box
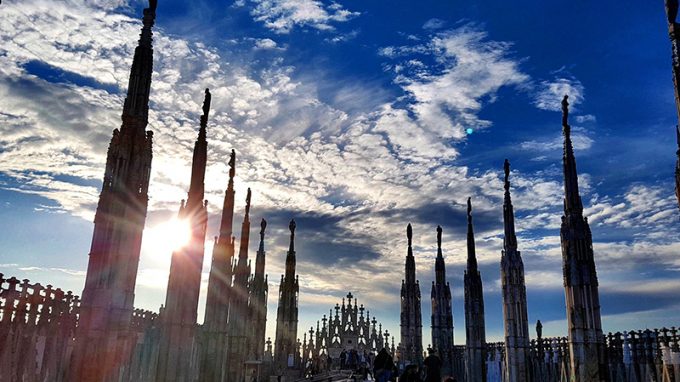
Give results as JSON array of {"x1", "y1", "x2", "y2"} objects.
[
  {"x1": 436, "y1": 225, "x2": 442, "y2": 250},
  {"x1": 667, "y1": 0, "x2": 679, "y2": 25},
  {"x1": 260, "y1": 218, "x2": 267, "y2": 236},
  {"x1": 467, "y1": 197, "x2": 472, "y2": 222},
  {"x1": 229, "y1": 149, "x2": 236, "y2": 179},
  {"x1": 561, "y1": 95, "x2": 570, "y2": 129},
  {"x1": 202, "y1": 88, "x2": 211, "y2": 119},
  {"x1": 504, "y1": 159, "x2": 511, "y2": 191},
  {"x1": 407, "y1": 223, "x2": 413, "y2": 246},
  {"x1": 245, "y1": 188, "x2": 251, "y2": 217}
]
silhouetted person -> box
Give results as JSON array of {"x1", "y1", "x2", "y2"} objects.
[
  {"x1": 340, "y1": 349, "x2": 347, "y2": 369},
  {"x1": 401, "y1": 364, "x2": 422, "y2": 382},
  {"x1": 374, "y1": 348, "x2": 394, "y2": 382},
  {"x1": 423, "y1": 349, "x2": 442, "y2": 382}
]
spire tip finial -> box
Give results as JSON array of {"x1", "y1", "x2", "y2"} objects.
[
  {"x1": 261, "y1": 218, "x2": 267, "y2": 234},
  {"x1": 406, "y1": 223, "x2": 412, "y2": 244},
  {"x1": 289, "y1": 219, "x2": 296, "y2": 234},
  {"x1": 467, "y1": 197, "x2": 472, "y2": 220}
]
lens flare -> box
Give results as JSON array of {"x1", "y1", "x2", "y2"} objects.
[{"x1": 145, "y1": 217, "x2": 191, "y2": 255}]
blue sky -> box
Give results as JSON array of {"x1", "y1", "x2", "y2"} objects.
[{"x1": 1, "y1": 0, "x2": 679, "y2": 346}]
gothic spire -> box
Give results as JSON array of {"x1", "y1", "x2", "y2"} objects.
[
  {"x1": 561, "y1": 95, "x2": 583, "y2": 216},
  {"x1": 198, "y1": 88, "x2": 210, "y2": 141},
  {"x1": 466, "y1": 197, "x2": 478, "y2": 273},
  {"x1": 288, "y1": 219, "x2": 296, "y2": 254},
  {"x1": 405, "y1": 223, "x2": 416, "y2": 285},
  {"x1": 435, "y1": 225, "x2": 445, "y2": 285},
  {"x1": 238, "y1": 188, "x2": 251, "y2": 261},
  {"x1": 258, "y1": 218, "x2": 267, "y2": 255},
  {"x1": 122, "y1": 0, "x2": 157, "y2": 123},
  {"x1": 503, "y1": 159, "x2": 518, "y2": 252},
  {"x1": 217, "y1": 150, "x2": 236, "y2": 244},
  {"x1": 186, "y1": 89, "x2": 210, "y2": 210}
]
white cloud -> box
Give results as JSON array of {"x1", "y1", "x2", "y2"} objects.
[
  {"x1": 1, "y1": 0, "x2": 678, "y2": 343},
  {"x1": 422, "y1": 18, "x2": 445, "y2": 30},
  {"x1": 534, "y1": 77, "x2": 585, "y2": 111},
  {"x1": 241, "y1": 0, "x2": 359, "y2": 34},
  {"x1": 520, "y1": 132, "x2": 594, "y2": 152},
  {"x1": 254, "y1": 38, "x2": 279, "y2": 49}
]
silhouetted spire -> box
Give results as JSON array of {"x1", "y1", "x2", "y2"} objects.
[
  {"x1": 238, "y1": 188, "x2": 251, "y2": 261},
  {"x1": 503, "y1": 159, "x2": 518, "y2": 252},
  {"x1": 122, "y1": 0, "x2": 157, "y2": 122},
  {"x1": 435, "y1": 225, "x2": 445, "y2": 284},
  {"x1": 288, "y1": 219, "x2": 296, "y2": 254},
  {"x1": 561, "y1": 95, "x2": 583, "y2": 216},
  {"x1": 198, "y1": 88, "x2": 210, "y2": 141},
  {"x1": 405, "y1": 223, "x2": 416, "y2": 285},
  {"x1": 466, "y1": 198, "x2": 478, "y2": 272},
  {"x1": 218, "y1": 150, "x2": 236, "y2": 243},
  {"x1": 186, "y1": 90, "x2": 210, "y2": 210},
  {"x1": 258, "y1": 218, "x2": 267, "y2": 254},
  {"x1": 667, "y1": 0, "x2": 679, "y2": 26},
  {"x1": 254, "y1": 218, "x2": 267, "y2": 279}
]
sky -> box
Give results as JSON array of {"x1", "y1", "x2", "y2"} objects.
[{"x1": 0, "y1": 0, "x2": 679, "y2": 347}]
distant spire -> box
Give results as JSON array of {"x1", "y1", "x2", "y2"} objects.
[
  {"x1": 259, "y1": 218, "x2": 267, "y2": 253},
  {"x1": 466, "y1": 197, "x2": 478, "y2": 272},
  {"x1": 503, "y1": 159, "x2": 518, "y2": 252},
  {"x1": 288, "y1": 219, "x2": 296, "y2": 253},
  {"x1": 122, "y1": 0, "x2": 157, "y2": 122},
  {"x1": 561, "y1": 95, "x2": 583, "y2": 216}
]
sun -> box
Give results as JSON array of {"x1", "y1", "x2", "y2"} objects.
[{"x1": 145, "y1": 217, "x2": 192, "y2": 256}]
